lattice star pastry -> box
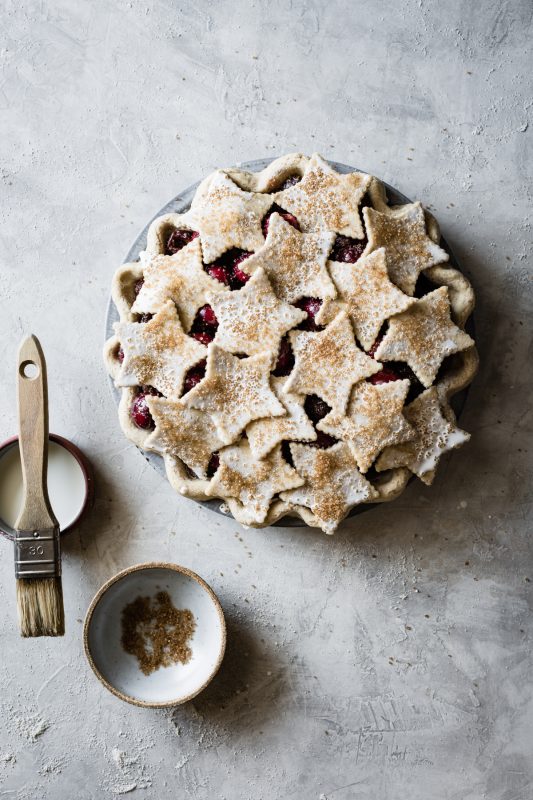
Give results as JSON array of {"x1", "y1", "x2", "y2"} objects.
[
  {"x1": 363, "y1": 202, "x2": 449, "y2": 295},
  {"x1": 328, "y1": 248, "x2": 415, "y2": 351},
  {"x1": 374, "y1": 286, "x2": 475, "y2": 387},
  {"x1": 133, "y1": 238, "x2": 228, "y2": 331},
  {"x1": 275, "y1": 153, "x2": 370, "y2": 238},
  {"x1": 318, "y1": 380, "x2": 414, "y2": 473},
  {"x1": 105, "y1": 153, "x2": 478, "y2": 533},
  {"x1": 207, "y1": 268, "x2": 306, "y2": 356},
  {"x1": 187, "y1": 171, "x2": 273, "y2": 263},
  {"x1": 207, "y1": 440, "x2": 304, "y2": 526},
  {"x1": 114, "y1": 301, "x2": 206, "y2": 400},
  {"x1": 246, "y1": 376, "x2": 317, "y2": 459},
  {"x1": 285, "y1": 312, "x2": 381, "y2": 414},
  {"x1": 183, "y1": 345, "x2": 285, "y2": 445},
  {"x1": 145, "y1": 396, "x2": 224, "y2": 479},
  {"x1": 240, "y1": 213, "x2": 336, "y2": 303},
  {"x1": 376, "y1": 387, "x2": 470, "y2": 485},
  {"x1": 280, "y1": 443, "x2": 378, "y2": 534}
]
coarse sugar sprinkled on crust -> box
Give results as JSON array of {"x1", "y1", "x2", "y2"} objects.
[
  {"x1": 105, "y1": 153, "x2": 477, "y2": 531},
  {"x1": 363, "y1": 202, "x2": 449, "y2": 295},
  {"x1": 240, "y1": 213, "x2": 336, "y2": 303},
  {"x1": 318, "y1": 379, "x2": 414, "y2": 473},
  {"x1": 375, "y1": 386, "x2": 470, "y2": 485},
  {"x1": 374, "y1": 287, "x2": 474, "y2": 387}
]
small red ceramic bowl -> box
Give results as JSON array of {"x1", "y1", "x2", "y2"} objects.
[{"x1": 0, "y1": 433, "x2": 94, "y2": 540}]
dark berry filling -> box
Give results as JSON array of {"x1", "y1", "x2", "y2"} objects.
[
  {"x1": 191, "y1": 330, "x2": 214, "y2": 346},
  {"x1": 166, "y1": 228, "x2": 199, "y2": 255},
  {"x1": 304, "y1": 395, "x2": 337, "y2": 448},
  {"x1": 309, "y1": 431, "x2": 338, "y2": 449},
  {"x1": 137, "y1": 312, "x2": 153, "y2": 323},
  {"x1": 206, "y1": 264, "x2": 230, "y2": 285},
  {"x1": 367, "y1": 335, "x2": 383, "y2": 359},
  {"x1": 280, "y1": 440, "x2": 294, "y2": 466},
  {"x1": 330, "y1": 234, "x2": 367, "y2": 263},
  {"x1": 329, "y1": 193, "x2": 372, "y2": 263},
  {"x1": 366, "y1": 335, "x2": 424, "y2": 399},
  {"x1": 189, "y1": 304, "x2": 218, "y2": 346},
  {"x1": 198, "y1": 304, "x2": 218, "y2": 326},
  {"x1": 272, "y1": 336, "x2": 294, "y2": 377},
  {"x1": 262, "y1": 205, "x2": 300, "y2": 237},
  {"x1": 117, "y1": 347, "x2": 124, "y2": 363},
  {"x1": 413, "y1": 271, "x2": 435, "y2": 298},
  {"x1": 230, "y1": 252, "x2": 253, "y2": 288},
  {"x1": 294, "y1": 297, "x2": 323, "y2": 331},
  {"x1": 130, "y1": 385, "x2": 161, "y2": 430},
  {"x1": 205, "y1": 249, "x2": 252, "y2": 290},
  {"x1": 369, "y1": 366, "x2": 402, "y2": 385},
  {"x1": 206, "y1": 452, "x2": 220, "y2": 478},
  {"x1": 304, "y1": 394, "x2": 331, "y2": 424},
  {"x1": 134, "y1": 278, "x2": 144, "y2": 297},
  {"x1": 142, "y1": 385, "x2": 163, "y2": 397},
  {"x1": 182, "y1": 360, "x2": 207, "y2": 395}
]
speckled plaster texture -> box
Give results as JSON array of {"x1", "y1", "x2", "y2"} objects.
[{"x1": 0, "y1": 1, "x2": 532, "y2": 798}]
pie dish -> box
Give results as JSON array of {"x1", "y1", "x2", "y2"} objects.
[{"x1": 104, "y1": 153, "x2": 478, "y2": 533}]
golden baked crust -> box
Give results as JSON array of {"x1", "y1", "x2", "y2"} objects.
[{"x1": 104, "y1": 153, "x2": 478, "y2": 533}]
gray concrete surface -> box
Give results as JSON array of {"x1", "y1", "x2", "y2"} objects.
[{"x1": 1, "y1": 1, "x2": 532, "y2": 798}]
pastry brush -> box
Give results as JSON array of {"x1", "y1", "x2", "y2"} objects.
[{"x1": 14, "y1": 335, "x2": 64, "y2": 637}]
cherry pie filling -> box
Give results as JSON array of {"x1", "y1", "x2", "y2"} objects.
[
  {"x1": 204, "y1": 249, "x2": 253, "y2": 290},
  {"x1": 330, "y1": 234, "x2": 367, "y2": 264},
  {"x1": 130, "y1": 385, "x2": 162, "y2": 430},
  {"x1": 272, "y1": 336, "x2": 294, "y2": 377},
  {"x1": 304, "y1": 394, "x2": 338, "y2": 448},
  {"x1": 261, "y1": 205, "x2": 300, "y2": 237},
  {"x1": 294, "y1": 297, "x2": 324, "y2": 331},
  {"x1": 188, "y1": 304, "x2": 219, "y2": 345},
  {"x1": 206, "y1": 452, "x2": 220, "y2": 478},
  {"x1": 165, "y1": 228, "x2": 199, "y2": 255},
  {"x1": 329, "y1": 193, "x2": 371, "y2": 263},
  {"x1": 182, "y1": 359, "x2": 207, "y2": 396},
  {"x1": 366, "y1": 333, "x2": 424, "y2": 401}
]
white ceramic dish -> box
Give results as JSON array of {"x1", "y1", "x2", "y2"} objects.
[{"x1": 83, "y1": 562, "x2": 226, "y2": 707}]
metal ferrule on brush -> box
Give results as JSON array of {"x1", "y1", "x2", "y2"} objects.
[{"x1": 14, "y1": 528, "x2": 61, "y2": 579}]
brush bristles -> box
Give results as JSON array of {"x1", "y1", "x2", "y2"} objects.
[{"x1": 17, "y1": 578, "x2": 65, "y2": 638}]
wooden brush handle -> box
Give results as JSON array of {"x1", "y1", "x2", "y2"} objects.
[{"x1": 14, "y1": 335, "x2": 58, "y2": 531}]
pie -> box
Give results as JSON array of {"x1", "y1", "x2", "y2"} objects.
[{"x1": 104, "y1": 153, "x2": 478, "y2": 533}]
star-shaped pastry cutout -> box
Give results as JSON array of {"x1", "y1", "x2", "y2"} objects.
[
  {"x1": 207, "y1": 268, "x2": 306, "y2": 357},
  {"x1": 280, "y1": 442, "x2": 378, "y2": 534},
  {"x1": 276, "y1": 153, "x2": 371, "y2": 238},
  {"x1": 132, "y1": 239, "x2": 228, "y2": 331},
  {"x1": 284, "y1": 312, "x2": 381, "y2": 414},
  {"x1": 145, "y1": 396, "x2": 224, "y2": 479},
  {"x1": 374, "y1": 287, "x2": 475, "y2": 388},
  {"x1": 240, "y1": 213, "x2": 336, "y2": 303},
  {"x1": 183, "y1": 345, "x2": 285, "y2": 445},
  {"x1": 114, "y1": 301, "x2": 207, "y2": 400},
  {"x1": 246, "y1": 376, "x2": 317, "y2": 459},
  {"x1": 329, "y1": 248, "x2": 415, "y2": 350},
  {"x1": 375, "y1": 387, "x2": 470, "y2": 485},
  {"x1": 317, "y1": 379, "x2": 414, "y2": 473},
  {"x1": 363, "y1": 202, "x2": 449, "y2": 295},
  {"x1": 206, "y1": 440, "x2": 304, "y2": 525},
  {"x1": 188, "y1": 171, "x2": 273, "y2": 263}
]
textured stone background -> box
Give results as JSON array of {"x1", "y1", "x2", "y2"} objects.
[{"x1": 0, "y1": 1, "x2": 532, "y2": 798}]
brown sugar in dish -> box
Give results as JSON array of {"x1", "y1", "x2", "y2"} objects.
[{"x1": 121, "y1": 591, "x2": 196, "y2": 675}]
